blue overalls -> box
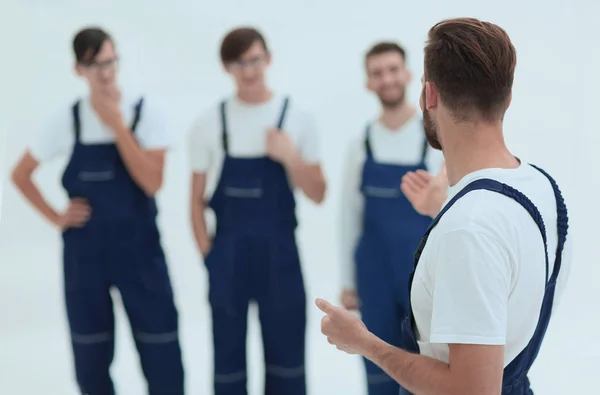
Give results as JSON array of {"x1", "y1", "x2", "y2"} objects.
[
  {"x1": 355, "y1": 123, "x2": 432, "y2": 395},
  {"x1": 61, "y1": 98, "x2": 185, "y2": 395},
  {"x1": 401, "y1": 164, "x2": 569, "y2": 395},
  {"x1": 205, "y1": 97, "x2": 307, "y2": 395}
]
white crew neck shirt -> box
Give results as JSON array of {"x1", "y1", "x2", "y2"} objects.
[
  {"x1": 187, "y1": 93, "x2": 322, "y2": 200},
  {"x1": 411, "y1": 162, "x2": 573, "y2": 367},
  {"x1": 28, "y1": 91, "x2": 170, "y2": 164}
]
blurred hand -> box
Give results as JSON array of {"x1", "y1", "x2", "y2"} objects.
[
  {"x1": 198, "y1": 237, "x2": 212, "y2": 259},
  {"x1": 266, "y1": 128, "x2": 297, "y2": 164},
  {"x1": 401, "y1": 166, "x2": 448, "y2": 218},
  {"x1": 57, "y1": 198, "x2": 91, "y2": 230},
  {"x1": 316, "y1": 298, "x2": 370, "y2": 355},
  {"x1": 91, "y1": 86, "x2": 125, "y2": 131},
  {"x1": 340, "y1": 289, "x2": 359, "y2": 310}
]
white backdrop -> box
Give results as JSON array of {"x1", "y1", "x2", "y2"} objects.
[{"x1": 0, "y1": 0, "x2": 598, "y2": 394}]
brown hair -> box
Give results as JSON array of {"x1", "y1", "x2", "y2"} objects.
[
  {"x1": 365, "y1": 42, "x2": 406, "y2": 63},
  {"x1": 424, "y1": 18, "x2": 516, "y2": 122},
  {"x1": 220, "y1": 27, "x2": 268, "y2": 63},
  {"x1": 73, "y1": 27, "x2": 112, "y2": 64}
]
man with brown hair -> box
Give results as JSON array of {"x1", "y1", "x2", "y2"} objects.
[
  {"x1": 188, "y1": 26, "x2": 325, "y2": 395},
  {"x1": 317, "y1": 17, "x2": 572, "y2": 394},
  {"x1": 11, "y1": 27, "x2": 185, "y2": 394},
  {"x1": 338, "y1": 41, "x2": 443, "y2": 395}
]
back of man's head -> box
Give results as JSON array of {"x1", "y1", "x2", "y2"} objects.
[{"x1": 424, "y1": 18, "x2": 517, "y2": 123}]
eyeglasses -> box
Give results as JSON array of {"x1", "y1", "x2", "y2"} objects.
[
  {"x1": 79, "y1": 57, "x2": 119, "y2": 72},
  {"x1": 226, "y1": 54, "x2": 267, "y2": 70}
]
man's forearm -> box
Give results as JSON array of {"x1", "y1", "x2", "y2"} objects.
[
  {"x1": 190, "y1": 200, "x2": 210, "y2": 251},
  {"x1": 12, "y1": 174, "x2": 61, "y2": 227},
  {"x1": 283, "y1": 152, "x2": 326, "y2": 204},
  {"x1": 360, "y1": 333, "x2": 457, "y2": 395},
  {"x1": 113, "y1": 124, "x2": 163, "y2": 195}
]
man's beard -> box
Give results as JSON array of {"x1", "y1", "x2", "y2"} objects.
[
  {"x1": 421, "y1": 85, "x2": 442, "y2": 150},
  {"x1": 378, "y1": 89, "x2": 405, "y2": 109},
  {"x1": 423, "y1": 108, "x2": 442, "y2": 150}
]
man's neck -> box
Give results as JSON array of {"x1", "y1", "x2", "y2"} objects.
[
  {"x1": 442, "y1": 121, "x2": 520, "y2": 186},
  {"x1": 237, "y1": 87, "x2": 272, "y2": 104},
  {"x1": 379, "y1": 102, "x2": 416, "y2": 131}
]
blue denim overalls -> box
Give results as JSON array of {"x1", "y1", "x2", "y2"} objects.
[
  {"x1": 205, "y1": 97, "x2": 307, "y2": 395},
  {"x1": 355, "y1": 122, "x2": 432, "y2": 395},
  {"x1": 61, "y1": 98, "x2": 185, "y2": 395}
]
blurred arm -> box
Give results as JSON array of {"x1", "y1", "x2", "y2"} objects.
[
  {"x1": 339, "y1": 141, "x2": 364, "y2": 290},
  {"x1": 286, "y1": 113, "x2": 326, "y2": 204},
  {"x1": 187, "y1": 113, "x2": 214, "y2": 256},
  {"x1": 190, "y1": 173, "x2": 211, "y2": 256},
  {"x1": 112, "y1": 98, "x2": 170, "y2": 196},
  {"x1": 10, "y1": 108, "x2": 71, "y2": 228},
  {"x1": 113, "y1": 125, "x2": 165, "y2": 196},
  {"x1": 283, "y1": 156, "x2": 326, "y2": 204},
  {"x1": 11, "y1": 151, "x2": 61, "y2": 227}
]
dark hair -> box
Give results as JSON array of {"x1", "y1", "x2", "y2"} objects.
[
  {"x1": 220, "y1": 27, "x2": 268, "y2": 63},
  {"x1": 365, "y1": 42, "x2": 406, "y2": 64},
  {"x1": 72, "y1": 27, "x2": 112, "y2": 64},
  {"x1": 424, "y1": 18, "x2": 516, "y2": 122}
]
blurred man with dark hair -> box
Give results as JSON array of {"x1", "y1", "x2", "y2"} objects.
[
  {"x1": 188, "y1": 26, "x2": 325, "y2": 395},
  {"x1": 11, "y1": 27, "x2": 185, "y2": 395},
  {"x1": 338, "y1": 41, "x2": 444, "y2": 395},
  {"x1": 318, "y1": 18, "x2": 572, "y2": 395}
]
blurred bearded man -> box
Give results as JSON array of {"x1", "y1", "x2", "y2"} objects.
[{"x1": 337, "y1": 42, "x2": 444, "y2": 395}]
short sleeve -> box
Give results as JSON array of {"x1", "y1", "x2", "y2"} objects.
[
  {"x1": 134, "y1": 97, "x2": 170, "y2": 150},
  {"x1": 296, "y1": 113, "x2": 321, "y2": 164},
  {"x1": 29, "y1": 107, "x2": 72, "y2": 163},
  {"x1": 187, "y1": 111, "x2": 217, "y2": 174},
  {"x1": 429, "y1": 229, "x2": 511, "y2": 345}
]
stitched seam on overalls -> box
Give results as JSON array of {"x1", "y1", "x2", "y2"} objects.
[
  {"x1": 71, "y1": 331, "x2": 113, "y2": 344},
  {"x1": 215, "y1": 370, "x2": 247, "y2": 383},
  {"x1": 265, "y1": 364, "x2": 305, "y2": 378},
  {"x1": 134, "y1": 330, "x2": 179, "y2": 344}
]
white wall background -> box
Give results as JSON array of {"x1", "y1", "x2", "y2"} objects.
[{"x1": 0, "y1": 0, "x2": 598, "y2": 394}]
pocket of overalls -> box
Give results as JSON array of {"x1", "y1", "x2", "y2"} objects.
[
  {"x1": 77, "y1": 150, "x2": 118, "y2": 182},
  {"x1": 268, "y1": 235, "x2": 306, "y2": 310},
  {"x1": 222, "y1": 177, "x2": 266, "y2": 220},
  {"x1": 362, "y1": 184, "x2": 402, "y2": 199},
  {"x1": 134, "y1": 221, "x2": 173, "y2": 294},
  {"x1": 62, "y1": 229, "x2": 80, "y2": 292},
  {"x1": 204, "y1": 236, "x2": 236, "y2": 314}
]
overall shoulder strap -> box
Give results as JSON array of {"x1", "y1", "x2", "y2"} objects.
[
  {"x1": 413, "y1": 178, "x2": 551, "y2": 282},
  {"x1": 219, "y1": 100, "x2": 229, "y2": 153},
  {"x1": 528, "y1": 164, "x2": 569, "y2": 283},
  {"x1": 420, "y1": 119, "x2": 429, "y2": 163},
  {"x1": 363, "y1": 123, "x2": 373, "y2": 158},
  {"x1": 72, "y1": 100, "x2": 82, "y2": 143},
  {"x1": 130, "y1": 97, "x2": 144, "y2": 133},
  {"x1": 275, "y1": 96, "x2": 290, "y2": 130}
]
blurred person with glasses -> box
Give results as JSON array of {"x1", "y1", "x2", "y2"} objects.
[
  {"x1": 337, "y1": 42, "x2": 445, "y2": 395},
  {"x1": 187, "y1": 26, "x2": 326, "y2": 395},
  {"x1": 10, "y1": 27, "x2": 185, "y2": 395}
]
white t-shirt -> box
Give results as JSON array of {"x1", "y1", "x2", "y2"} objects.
[
  {"x1": 187, "y1": 93, "x2": 322, "y2": 200},
  {"x1": 339, "y1": 116, "x2": 445, "y2": 289},
  {"x1": 29, "y1": 91, "x2": 170, "y2": 163},
  {"x1": 411, "y1": 162, "x2": 573, "y2": 367}
]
